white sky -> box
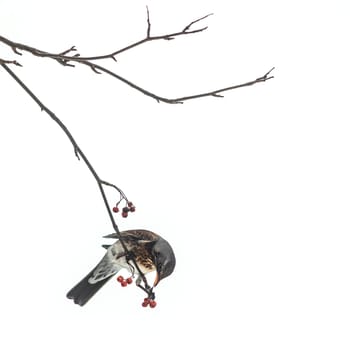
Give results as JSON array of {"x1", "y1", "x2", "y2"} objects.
[{"x1": 0, "y1": 0, "x2": 349, "y2": 349}]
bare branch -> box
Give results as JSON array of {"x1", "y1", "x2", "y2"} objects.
[
  {"x1": 0, "y1": 10, "x2": 211, "y2": 63},
  {"x1": 161, "y1": 67, "x2": 275, "y2": 103},
  {"x1": 75, "y1": 61, "x2": 274, "y2": 104},
  {"x1": 0, "y1": 13, "x2": 274, "y2": 104}
]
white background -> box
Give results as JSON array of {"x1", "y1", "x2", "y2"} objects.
[{"x1": 1, "y1": 0, "x2": 349, "y2": 349}]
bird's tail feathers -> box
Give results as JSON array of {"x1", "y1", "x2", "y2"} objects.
[{"x1": 66, "y1": 269, "x2": 114, "y2": 306}]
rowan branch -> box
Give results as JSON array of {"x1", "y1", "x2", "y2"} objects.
[
  {"x1": 0, "y1": 10, "x2": 274, "y2": 104},
  {"x1": 0, "y1": 10, "x2": 211, "y2": 63},
  {"x1": 0, "y1": 62, "x2": 153, "y2": 297}
]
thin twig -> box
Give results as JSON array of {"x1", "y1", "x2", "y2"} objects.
[
  {"x1": 77, "y1": 61, "x2": 275, "y2": 104},
  {"x1": 146, "y1": 6, "x2": 151, "y2": 38},
  {"x1": 163, "y1": 67, "x2": 275, "y2": 103},
  {"x1": 101, "y1": 180, "x2": 129, "y2": 202},
  {"x1": 0, "y1": 58, "x2": 22, "y2": 66},
  {"x1": 183, "y1": 13, "x2": 213, "y2": 32},
  {"x1": 0, "y1": 62, "x2": 153, "y2": 296}
]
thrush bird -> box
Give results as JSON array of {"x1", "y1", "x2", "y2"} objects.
[{"x1": 66, "y1": 229, "x2": 176, "y2": 306}]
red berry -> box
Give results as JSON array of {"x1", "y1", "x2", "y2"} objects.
[
  {"x1": 122, "y1": 211, "x2": 128, "y2": 218},
  {"x1": 149, "y1": 300, "x2": 157, "y2": 308},
  {"x1": 117, "y1": 276, "x2": 124, "y2": 283},
  {"x1": 121, "y1": 280, "x2": 128, "y2": 287},
  {"x1": 129, "y1": 206, "x2": 136, "y2": 212},
  {"x1": 127, "y1": 202, "x2": 133, "y2": 208},
  {"x1": 122, "y1": 206, "x2": 129, "y2": 213},
  {"x1": 112, "y1": 206, "x2": 119, "y2": 213},
  {"x1": 142, "y1": 298, "x2": 150, "y2": 307},
  {"x1": 126, "y1": 277, "x2": 133, "y2": 284}
]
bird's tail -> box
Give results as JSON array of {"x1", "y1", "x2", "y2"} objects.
[{"x1": 66, "y1": 270, "x2": 113, "y2": 306}]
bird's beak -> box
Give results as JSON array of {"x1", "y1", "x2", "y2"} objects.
[{"x1": 153, "y1": 272, "x2": 160, "y2": 287}]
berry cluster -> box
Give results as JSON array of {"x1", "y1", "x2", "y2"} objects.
[
  {"x1": 112, "y1": 201, "x2": 136, "y2": 218},
  {"x1": 142, "y1": 298, "x2": 157, "y2": 308},
  {"x1": 116, "y1": 275, "x2": 157, "y2": 308},
  {"x1": 116, "y1": 275, "x2": 133, "y2": 287}
]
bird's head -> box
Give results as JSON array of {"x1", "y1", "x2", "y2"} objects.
[{"x1": 152, "y1": 238, "x2": 176, "y2": 287}]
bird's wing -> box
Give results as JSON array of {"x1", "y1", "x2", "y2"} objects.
[
  {"x1": 119, "y1": 229, "x2": 159, "y2": 243},
  {"x1": 91, "y1": 230, "x2": 159, "y2": 283},
  {"x1": 88, "y1": 248, "x2": 123, "y2": 284}
]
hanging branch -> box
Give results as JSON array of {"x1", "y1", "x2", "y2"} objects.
[
  {"x1": 0, "y1": 62, "x2": 154, "y2": 299},
  {"x1": 0, "y1": 10, "x2": 274, "y2": 104}
]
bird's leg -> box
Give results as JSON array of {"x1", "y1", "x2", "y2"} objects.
[
  {"x1": 125, "y1": 252, "x2": 136, "y2": 277},
  {"x1": 135, "y1": 276, "x2": 155, "y2": 299},
  {"x1": 138, "y1": 284, "x2": 155, "y2": 300},
  {"x1": 135, "y1": 275, "x2": 142, "y2": 286},
  {"x1": 127, "y1": 261, "x2": 135, "y2": 277}
]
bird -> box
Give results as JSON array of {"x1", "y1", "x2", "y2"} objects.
[{"x1": 66, "y1": 229, "x2": 176, "y2": 306}]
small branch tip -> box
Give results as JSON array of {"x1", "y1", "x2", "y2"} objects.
[
  {"x1": 91, "y1": 66, "x2": 102, "y2": 74},
  {"x1": 12, "y1": 47, "x2": 22, "y2": 55},
  {"x1": 146, "y1": 6, "x2": 151, "y2": 38},
  {"x1": 183, "y1": 13, "x2": 213, "y2": 32}
]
